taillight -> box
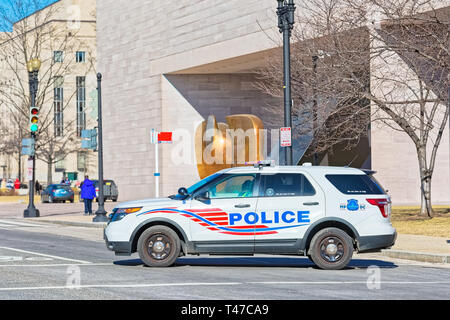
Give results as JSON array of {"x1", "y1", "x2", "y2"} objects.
[{"x1": 366, "y1": 198, "x2": 389, "y2": 218}]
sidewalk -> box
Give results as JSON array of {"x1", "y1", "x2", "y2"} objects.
[
  {"x1": 25, "y1": 213, "x2": 108, "y2": 228},
  {"x1": 14, "y1": 213, "x2": 450, "y2": 264}
]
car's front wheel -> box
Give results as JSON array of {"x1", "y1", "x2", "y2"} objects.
[
  {"x1": 308, "y1": 227, "x2": 354, "y2": 270},
  {"x1": 137, "y1": 226, "x2": 181, "y2": 267}
]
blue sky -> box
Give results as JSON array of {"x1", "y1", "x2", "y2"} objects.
[{"x1": 0, "y1": 0, "x2": 58, "y2": 31}]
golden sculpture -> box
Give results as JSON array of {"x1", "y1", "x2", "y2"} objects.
[{"x1": 195, "y1": 114, "x2": 265, "y2": 179}]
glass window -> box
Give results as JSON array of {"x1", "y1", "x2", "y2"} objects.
[
  {"x1": 259, "y1": 173, "x2": 316, "y2": 197},
  {"x1": 326, "y1": 174, "x2": 385, "y2": 195},
  {"x1": 77, "y1": 151, "x2": 87, "y2": 172},
  {"x1": 203, "y1": 174, "x2": 256, "y2": 199},
  {"x1": 53, "y1": 76, "x2": 64, "y2": 137},
  {"x1": 76, "y1": 76, "x2": 86, "y2": 137},
  {"x1": 53, "y1": 51, "x2": 63, "y2": 63},
  {"x1": 76, "y1": 51, "x2": 85, "y2": 63},
  {"x1": 55, "y1": 154, "x2": 65, "y2": 172}
]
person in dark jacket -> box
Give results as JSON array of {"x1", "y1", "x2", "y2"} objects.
[{"x1": 80, "y1": 175, "x2": 96, "y2": 215}]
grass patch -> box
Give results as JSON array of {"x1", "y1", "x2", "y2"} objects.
[{"x1": 391, "y1": 206, "x2": 450, "y2": 238}]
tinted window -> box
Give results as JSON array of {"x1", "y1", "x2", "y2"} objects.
[
  {"x1": 55, "y1": 185, "x2": 71, "y2": 191},
  {"x1": 326, "y1": 174, "x2": 385, "y2": 195},
  {"x1": 203, "y1": 174, "x2": 257, "y2": 199},
  {"x1": 259, "y1": 173, "x2": 316, "y2": 197}
]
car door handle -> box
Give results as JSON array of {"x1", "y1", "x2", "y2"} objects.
[
  {"x1": 303, "y1": 202, "x2": 319, "y2": 206},
  {"x1": 235, "y1": 204, "x2": 251, "y2": 208}
]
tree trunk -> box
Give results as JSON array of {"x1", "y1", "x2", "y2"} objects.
[
  {"x1": 420, "y1": 177, "x2": 433, "y2": 218},
  {"x1": 417, "y1": 146, "x2": 433, "y2": 218},
  {"x1": 47, "y1": 159, "x2": 53, "y2": 186}
]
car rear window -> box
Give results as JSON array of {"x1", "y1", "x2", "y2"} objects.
[
  {"x1": 325, "y1": 174, "x2": 385, "y2": 195},
  {"x1": 55, "y1": 185, "x2": 71, "y2": 191}
]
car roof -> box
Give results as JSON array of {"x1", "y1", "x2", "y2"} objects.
[{"x1": 218, "y1": 165, "x2": 365, "y2": 175}]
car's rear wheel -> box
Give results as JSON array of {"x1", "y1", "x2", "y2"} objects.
[
  {"x1": 137, "y1": 226, "x2": 180, "y2": 267},
  {"x1": 309, "y1": 227, "x2": 353, "y2": 270}
]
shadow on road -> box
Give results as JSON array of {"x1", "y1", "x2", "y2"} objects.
[{"x1": 113, "y1": 256, "x2": 397, "y2": 269}]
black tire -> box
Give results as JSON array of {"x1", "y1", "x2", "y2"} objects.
[
  {"x1": 112, "y1": 197, "x2": 118, "y2": 202},
  {"x1": 70, "y1": 199, "x2": 74, "y2": 203},
  {"x1": 137, "y1": 226, "x2": 181, "y2": 267},
  {"x1": 309, "y1": 227, "x2": 353, "y2": 270}
]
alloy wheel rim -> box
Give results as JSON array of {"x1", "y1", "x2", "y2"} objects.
[
  {"x1": 319, "y1": 236, "x2": 345, "y2": 263},
  {"x1": 146, "y1": 234, "x2": 172, "y2": 260}
]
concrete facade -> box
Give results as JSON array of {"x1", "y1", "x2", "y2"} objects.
[{"x1": 97, "y1": 0, "x2": 450, "y2": 205}]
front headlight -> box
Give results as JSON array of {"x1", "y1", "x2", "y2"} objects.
[{"x1": 111, "y1": 207, "x2": 142, "y2": 222}]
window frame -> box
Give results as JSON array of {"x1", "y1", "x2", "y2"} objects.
[
  {"x1": 53, "y1": 51, "x2": 64, "y2": 63},
  {"x1": 258, "y1": 173, "x2": 316, "y2": 198},
  {"x1": 53, "y1": 76, "x2": 64, "y2": 137},
  {"x1": 325, "y1": 174, "x2": 386, "y2": 195},
  {"x1": 76, "y1": 76, "x2": 86, "y2": 137},
  {"x1": 193, "y1": 173, "x2": 260, "y2": 200},
  {"x1": 75, "y1": 51, "x2": 86, "y2": 63}
]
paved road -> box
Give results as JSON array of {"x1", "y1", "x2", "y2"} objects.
[{"x1": 0, "y1": 219, "x2": 449, "y2": 300}]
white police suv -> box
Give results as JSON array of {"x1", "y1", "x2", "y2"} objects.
[{"x1": 104, "y1": 163, "x2": 396, "y2": 270}]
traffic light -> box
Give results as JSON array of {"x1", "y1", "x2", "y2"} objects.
[{"x1": 30, "y1": 106, "x2": 39, "y2": 133}]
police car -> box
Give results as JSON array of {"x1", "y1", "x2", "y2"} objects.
[{"x1": 104, "y1": 162, "x2": 396, "y2": 270}]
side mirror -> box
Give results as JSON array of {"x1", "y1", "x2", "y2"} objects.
[
  {"x1": 178, "y1": 187, "x2": 188, "y2": 196},
  {"x1": 195, "y1": 191, "x2": 210, "y2": 202}
]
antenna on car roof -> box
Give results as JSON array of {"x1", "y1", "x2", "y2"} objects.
[{"x1": 345, "y1": 155, "x2": 358, "y2": 167}]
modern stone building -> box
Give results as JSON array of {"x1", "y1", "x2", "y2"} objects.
[
  {"x1": 97, "y1": 0, "x2": 450, "y2": 205},
  {"x1": 0, "y1": 0, "x2": 97, "y2": 186}
]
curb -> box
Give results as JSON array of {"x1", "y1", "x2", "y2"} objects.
[{"x1": 381, "y1": 249, "x2": 450, "y2": 264}]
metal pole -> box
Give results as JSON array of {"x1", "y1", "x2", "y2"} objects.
[
  {"x1": 312, "y1": 55, "x2": 319, "y2": 166},
  {"x1": 277, "y1": 0, "x2": 295, "y2": 166},
  {"x1": 155, "y1": 133, "x2": 159, "y2": 198},
  {"x1": 24, "y1": 70, "x2": 39, "y2": 218},
  {"x1": 93, "y1": 73, "x2": 108, "y2": 222}
]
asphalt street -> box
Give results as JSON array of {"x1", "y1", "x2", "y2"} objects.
[{"x1": 0, "y1": 219, "x2": 449, "y2": 300}]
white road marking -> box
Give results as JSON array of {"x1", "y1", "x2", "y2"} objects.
[
  {"x1": 0, "y1": 219, "x2": 43, "y2": 227},
  {"x1": 0, "y1": 280, "x2": 449, "y2": 291},
  {"x1": 0, "y1": 263, "x2": 111, "y2": 268},
  {"x1": 248, "y1": 281, "x2": 450, "y2": 285},
  {"x1": 0, "y1": 247, "x2": 91, "y2": 264},
  {"x1": 0, "y1": 282, "x2": 242, "y2": 291}
]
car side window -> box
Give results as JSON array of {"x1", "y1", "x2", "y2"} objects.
[
  {"x1": 203, "y1": 174, "x2": 257, "y2": 199},
  {"x1": 259, "y1": 173, "x2": 316, "y2": 197}
]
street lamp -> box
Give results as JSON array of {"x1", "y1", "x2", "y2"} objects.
[
  {"x1": 312, "y1": 55, "x2": 319, "y2": 166},
  {"x1": 93, "y1": 73, "x2": 108, "y2": 222},
  {"x1": 276, "y1": 0, "x2": 296, "y2": 165},
  {"x1": 24, "y1": 57, "x2": 41, "y2": 218}
]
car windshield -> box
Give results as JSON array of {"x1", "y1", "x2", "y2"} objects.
[{"x1": 169, "y1": 173, "x2": 222, "y2": 200}]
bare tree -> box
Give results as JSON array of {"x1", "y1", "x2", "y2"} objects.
[
  {"x1": 257, "y1": 0, "x2": 449, "y2": 216},
  {"x1": 0, "y1": 0, "x2": 96, "y2": 184}
]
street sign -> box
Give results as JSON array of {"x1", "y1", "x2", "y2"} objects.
[
  {"x1": 27, "y1": 159, "x2": 33, "y2": 181},
  {"x1": 81, "y1": 129, "x2": 98, "y2": 150},
  {"x1": 21, "y1": 138, "x2": 35, "y2": 156},
  {"x1": 280, "y1": 127, "x2": 292, "y2": 147},
  {"x1": 157, "y1": 132, "x2": 173, "y2": 144}
]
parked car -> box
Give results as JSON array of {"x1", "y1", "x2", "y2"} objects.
[
  {"x1": 105, "y1": 162, "x2": 396, "y2": 270},
  {"x1": 5, "y1": 179, "x2": 14, "y2": 189},
  {"x1": 79, "y1": 179, "x2": 118, "y2": 202},
  {"x1": 41, "y1": 184, "x2": 75, "y2": 203}
]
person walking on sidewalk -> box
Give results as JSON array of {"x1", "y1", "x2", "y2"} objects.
[{"x1": 80, "y1": 175, "x2": 96, "y2": 215}]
